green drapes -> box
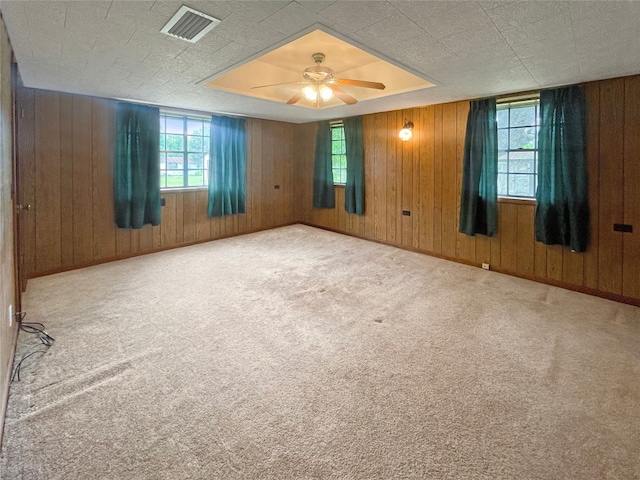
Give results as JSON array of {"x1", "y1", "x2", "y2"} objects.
[
  {"x1": 535, "y1": 85, "x2": 589, "y2": 252},
  {"x1": 313, "y1": 121, "x2": 335, "y2": 209},
  {"x1": 344, "y1": 116, "x2": 365, "y2": 215},
  {"x1": 114, "y1": 103, "x2": 161, "y2": 229},
  {"x1": 459, "y1": 98, "x2": 498, "y2": 237},
  {"x1": 208, "y1": 115, "x2": 246, "y2": 218}
]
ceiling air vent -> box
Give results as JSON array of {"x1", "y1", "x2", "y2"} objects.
[{"x1": 161, "y1": 5, "x2": 220, "y2": 43}]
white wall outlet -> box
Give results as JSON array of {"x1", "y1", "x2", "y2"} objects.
[
  {"x1": 8, "y1": 304, "x2": 13, "y2": 327},
  {"x1": 482, "y1": 263, "x2": 490, "y2": 270}
]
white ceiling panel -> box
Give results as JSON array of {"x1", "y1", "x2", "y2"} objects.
[{"x1": 1, "y1": 0, "x2": 640, "y2": 124}]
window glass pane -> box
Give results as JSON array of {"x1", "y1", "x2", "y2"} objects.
[
  {"x1": 498, "y1": 129, "x2": 508, "y2": 151},
  {"x1": 159, "y1": 134, "x2": 166, "y2": 151},
  {"x1": 159, "y1": 116, "x2": 165, "y2": 134},
  {"x1": 188, "y1": 153, "x2": 203, "y2": 169},
  {"x1": 187, "y1": 119, "x2": 203, "y2": 135},
  {"x1": 333, "y1": 169, "x2": 341, "y2": 183},
  {"x1": 187, "y1": 135, "x2": 203, "y2": 152},
  {"x1": 187, "y1": 170, "x2": 204, "y2": 186},
  {"x1": 203, "y1": 137, "x2": 210, "y2": 154},
  {"x1": 165, "y1": 116, "x2": 183, "y2": 134},
  {"x1": 497, "y1": 108, "x2": 508, "y2": 129},
  {"x1": 508, "y1": 151, "x2": 535, "y2": 173},
  {"x1": 166, "y1": 134, "x2": 184, "y2": 152},
  {"x1": 340, "y1": 170, "x2": 347, "y2": 184},
  {"x1": 509, "y1": 127, "x2": 535, "y2": 150},
  {"x1": 498, "y1": 173, "x2": 507, "y2": 196},
  {"x1": 510, "y1": 105, "x2": 535, "y2": 127},
  {"x1": 166, "y1": 170, "x2": 184, "y2": 188},
  {"x1": 167, "y1": 153, "x2": 184, "y2": 169},
  {"x1": 159, "y1": 153, "x2": 166, "y2": 170},
  {"x1": 203, "y1": 122, "x2": 210, "y2": 136},
  {"x1": 160, "y1": 172, "x2": 167, "y2": 188},
  {"x1": 509, "y1": 174, "x2": 535, "y2": 197}
]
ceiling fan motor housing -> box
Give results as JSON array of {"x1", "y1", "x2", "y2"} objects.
[{"x1": 303, "y1": 65, "x2": 334, "y2": 83}]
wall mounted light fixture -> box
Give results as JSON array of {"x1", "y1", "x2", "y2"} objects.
[{"x1": 399, "y1": 119, "x2": 414, "y2": 141}]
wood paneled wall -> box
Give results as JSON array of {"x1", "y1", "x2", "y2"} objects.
[
  {"x1": 0, "y1": 16, "x2": 18, "y2": 444},
  {"x1": 294, "y1": 75, "x2": 640, "y2": 304},
  {"x1": 16, "y1": 88, "x2": 295, "y2": 278}
]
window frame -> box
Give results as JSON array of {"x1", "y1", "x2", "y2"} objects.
[
  {"x1": 496, "y1": 97, "x2": 540, "y2": 201},
  {"x1": 159, "y1": 112, "x2": 210, "y2": 191},
  {"x1": 330, "y1": 121, "x2": 347, "y2": 186}
]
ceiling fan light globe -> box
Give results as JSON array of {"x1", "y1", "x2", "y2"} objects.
[
  {"x1": 319, "y1": 85, "x2": 333, "y2": 101},
  {"x1": 303, "y1": 85, "x2": 317, "y2": 101}
]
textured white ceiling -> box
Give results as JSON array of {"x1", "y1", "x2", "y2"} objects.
[{"x1": 2, "y1": 1, "x2": 640, "y2": 124}]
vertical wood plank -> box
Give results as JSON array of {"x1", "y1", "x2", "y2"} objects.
[
  {"x1": 195, "y1": 190, "x2": 210, "y2": 240},
  {"x1": 433, "y1": 104, "x2": 443, "y2": 254},
  {"x1": 516, "y1": 204, "x2": 535, "y2": 276},
  {"x1": 401, "y1": 109, "x2": 413, "y2": 247},
  {"x1": 182, "y1": 192, "x2": 196, "y2": 243},
  {"x1": 34, "y1": 91, "x2": 62, "y2": 272},
  {"x1": 597, "y1": 78, "x2": 624, "y2": 294},
  {"x1": 91, "y1": 98, "x2": 116, "y2": 260},
  {"x1": 161, "y1": 193, "x2": 177, "y2": 247},
  {"x1": 72, "y1": 95, "x2": 94, "y2": 264},
  {"x1": 175, "y1": 192, "x2": 184, "y2": 244},
  {"x1": 546, "y1": 245, "x2": 564, "y2": 281},
  {"x1": 374, "y1": 113, "x2": 387, "y2": 242},
  {"x1": 623, "y1": 75, "x2": 640, "y2": 299},
  {"x1": 59, "y1": 93, "x2": 74, "y2": 267},
  {"x1": 387, "y1": 111, "x2": 398, "y2": 244},
  {"x1": 411, "y1": 107, "x2": 421, "y2": 248},
  {"x1": 419, "y1": 105, "x2": 434, "y2": 252},
  {"x1": 500, "y1": 203, "x2": 518, "y2": 271},
  {"x1": 441, "y1": 103, "x2": 457, "y2": 258}
]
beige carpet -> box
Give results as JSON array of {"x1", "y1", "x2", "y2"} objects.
[{"x1": 1, "y1": 224, "x2": 639, "y2": 479}]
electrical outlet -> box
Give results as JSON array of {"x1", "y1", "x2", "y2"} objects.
[
  {"x1": 8, "y1": 304, "x2": 13, "y2": 327},
  {"x1": 482, "y1": 263, "x2": 490, "y2": 270}
]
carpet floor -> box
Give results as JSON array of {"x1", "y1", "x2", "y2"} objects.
[{"x1": 1, "y1": 224, "x2": 639, "y2": 479}]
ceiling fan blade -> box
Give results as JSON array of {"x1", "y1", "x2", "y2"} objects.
[
  {"x1": 334, "y1": 78, "x2": 386, "y2": 90},
  {"x1": 328, "y1": 85, "x2": 357, "y2": 105},
  {"x1": 251, "y1": 81, "x2": 306, "y2": 90},
  {"x1": 286, "y1": 92, "x2": 303, "y2": 105}
]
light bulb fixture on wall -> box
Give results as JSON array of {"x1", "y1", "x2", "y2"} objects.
[{"x1": 399, "y1": 119, "x2": 414, "y2": 141}]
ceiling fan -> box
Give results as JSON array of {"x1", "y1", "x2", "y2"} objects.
[{"x1": 251, "y1": 52, "x2": 385, "y2": 108}]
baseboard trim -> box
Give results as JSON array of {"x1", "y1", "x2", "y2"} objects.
[{"x1": 300, "y1": 222, "x2": 640, "y2": 308}]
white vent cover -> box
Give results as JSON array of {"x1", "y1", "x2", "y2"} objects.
[{"x1": 161, "y1": 5, "x2": 220, "y2": 43}]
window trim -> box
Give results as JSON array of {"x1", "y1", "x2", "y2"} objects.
[
  {"x1": 496, "y1": 96, "x2": 540, "y2": 200},
  {"x1": 159, "y1": 111, "x2": 211, "y2": 191}
]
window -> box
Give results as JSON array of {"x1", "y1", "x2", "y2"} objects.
[
  {"x1": 331, "y1": 122, "x2": 346, "y2": 184},
  {"x1": 159, "y1": 113, "x2": 210, "y2": 189},
  {"x1": 497, "y1": 99, "x2": 540, "y2": 198}
]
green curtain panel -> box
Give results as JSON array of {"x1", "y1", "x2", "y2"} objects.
[
  {"x1": 535, "y1": 85, "x2": 589, "y2": 252},
  {"x1": 344, "y1": 116, "x2": 365, "y2": 215},
  {"x1": 313, "y1": 121, "x2": 335, "y2": 209},
  {"x1": 114, "y1": 102, "x2": 161, "y2": 229},
  {"x1": 459, "y1": 98, "x2": 498, "y2": 237},
  {"x1": 208, "y1": 115, "x2": 247, "y2": 218}
]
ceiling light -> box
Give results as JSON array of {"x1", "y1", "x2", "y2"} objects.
[
  {"x1": 319, "y1": 85, "x2": 333, "y2": 101},
  {"x1": 399, "y1": 120, "x2": 414, "y2": 141},
  {"x1": 303, "y1": 85, "x2": 318, "y2": 102}
]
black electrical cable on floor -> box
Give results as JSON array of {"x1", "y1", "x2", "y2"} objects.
[{"x1": 11, "y1": 313, "x2": 55, "y2": 382}]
